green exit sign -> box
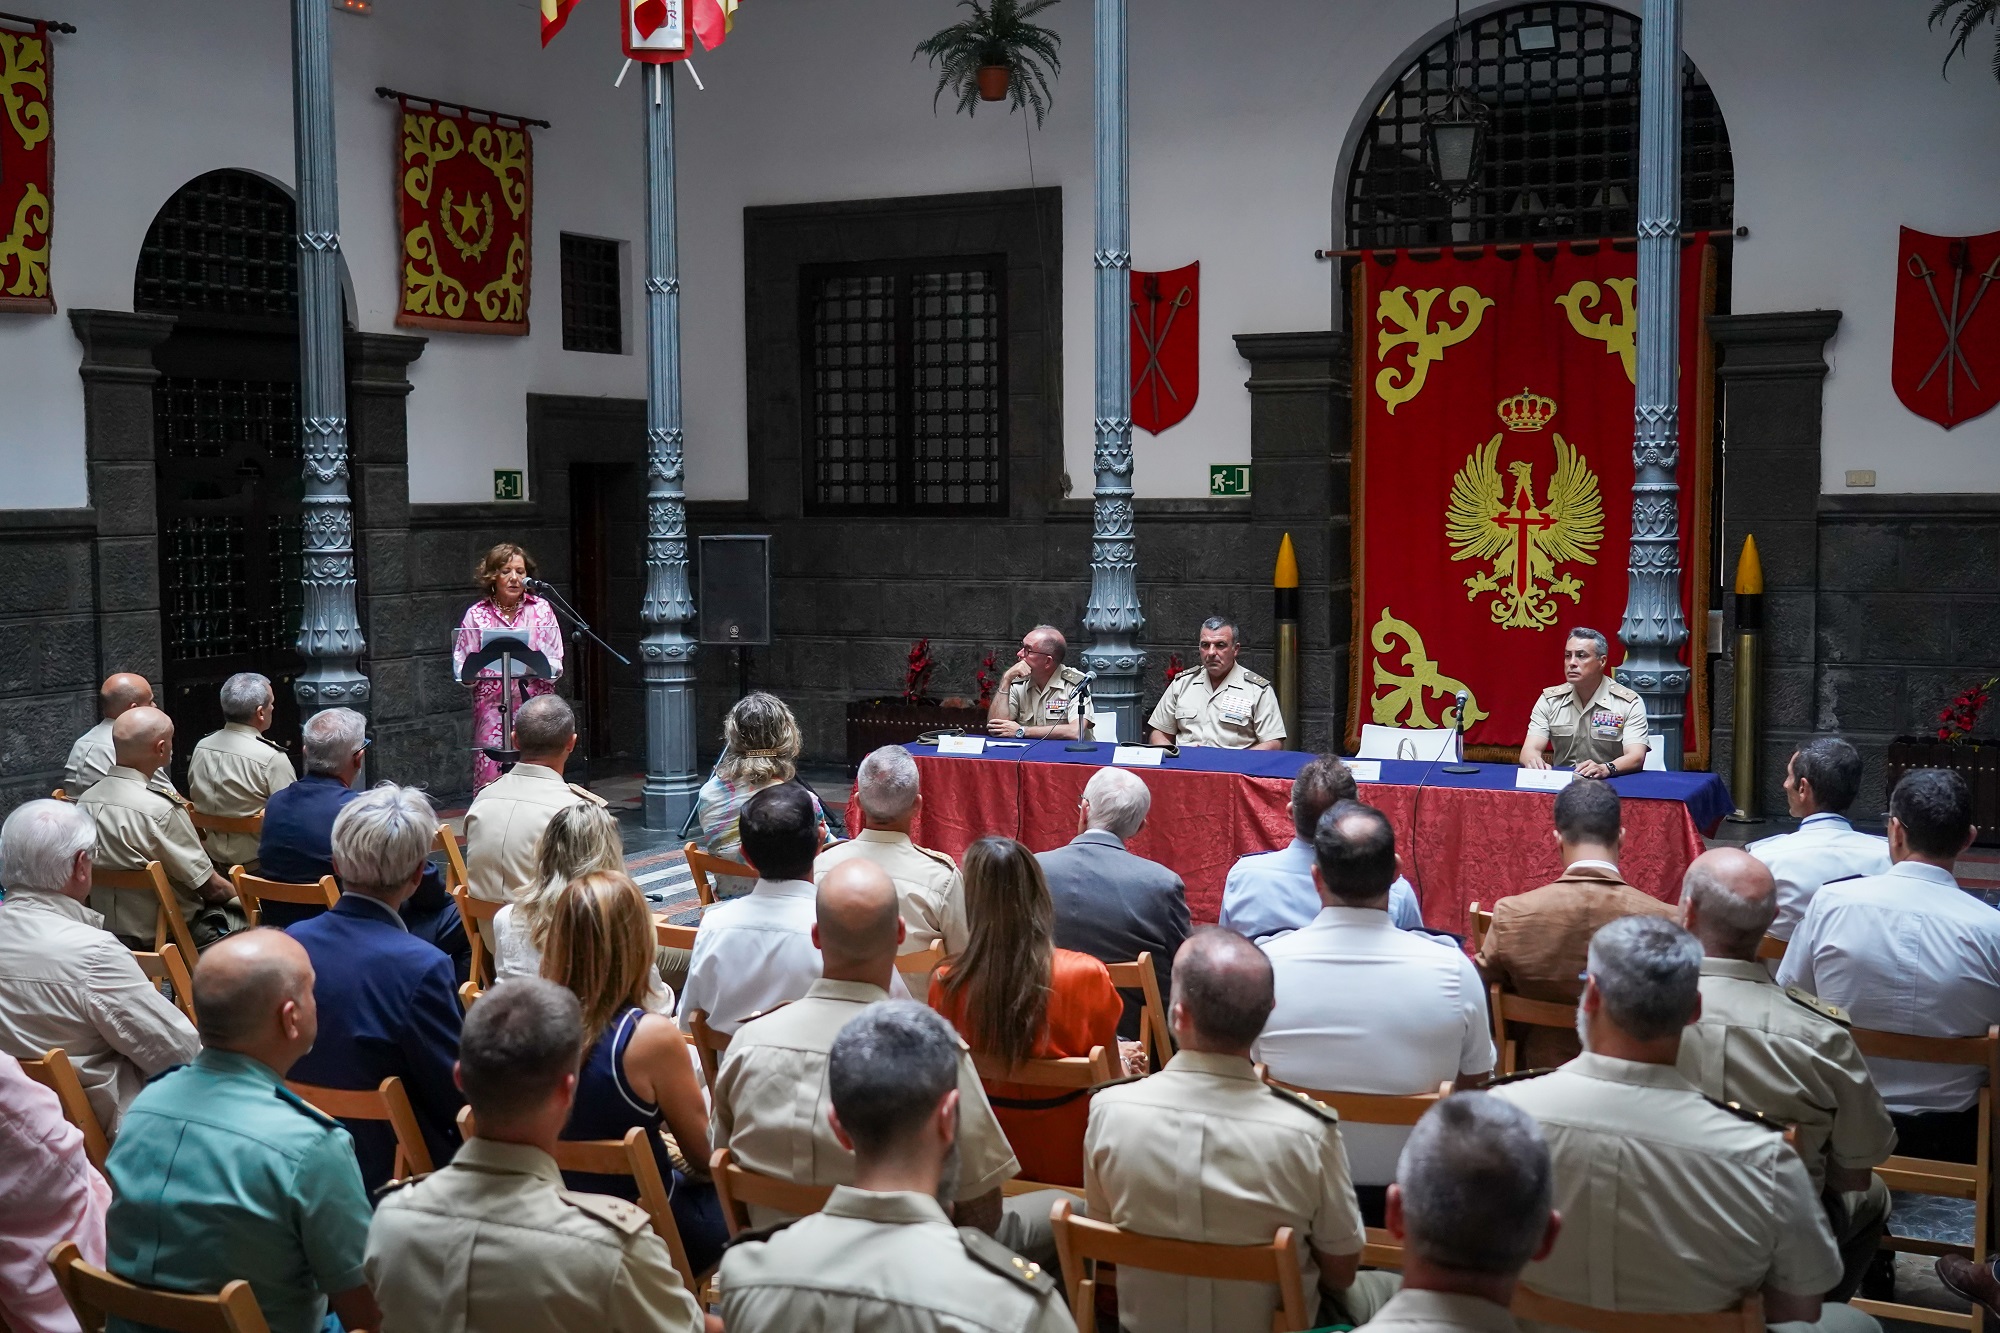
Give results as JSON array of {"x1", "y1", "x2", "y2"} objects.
[
  {"x1": 493, "y1": 469, "x2": 525, "y2": 501},
  {"x1": 1209, "y1": 464, "x2": 1251, "y2": 497}
]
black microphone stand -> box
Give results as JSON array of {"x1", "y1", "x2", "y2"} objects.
[
  {"x1": 1442, "y1": 697, "x2": 1479, "y2": 775},
  {"x1": 528, "y1": 579, "x2": 633, "y2": 667}
]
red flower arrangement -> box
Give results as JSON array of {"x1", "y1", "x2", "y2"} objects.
[
  {"x1": 975, "y1": 651, "x2": 998, "y2": 708},
  {"x1": 904, "y1": 638, "x2": 936, "y2": 705},
  {"x1": 1163, "y1": 652, "x2": 1185, "y2": 683},
  {"x1": 1938, "y1": 676, "x2": 2000, "y2": 744}
]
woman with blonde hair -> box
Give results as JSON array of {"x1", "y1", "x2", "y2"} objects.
[
  {"x1": 930, "y1": 835, "x2": 1122, "y2": 1187},
  {"x1": 690, "y1": 691, "x2": 830, "y2": 873},
  {"x1": 542, "y1": 869, "x2": 726, "y2": 1274},
  {"x1": 492, "y1": 801, "x2": 622, "y2": 983}
]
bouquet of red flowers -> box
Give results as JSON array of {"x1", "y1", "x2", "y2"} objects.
[
  {"x1": 904, "y1": 638, "x2": 936, "y2": 704},
  {"x1": 1163, "y1": 652, "x2": 1185, "y2": 683},
  {"x1": 1937, "y1": 675, "x2": 2000, "y2": 744},
  {"x1": 974, "y1": 651, "x2": 998, "y2": 708}
]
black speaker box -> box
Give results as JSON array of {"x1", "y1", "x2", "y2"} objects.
[{"x1": 697, "y1": 535, "x2": 771, "y2": 646}]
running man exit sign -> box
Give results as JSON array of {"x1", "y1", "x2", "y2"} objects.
[{"x1": 1209, "y1": 464, "x2": 1251, "y2": 497}]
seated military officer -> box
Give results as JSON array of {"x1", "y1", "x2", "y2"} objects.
[
  {"x1": 367, "y1": 978, "x2": 706, "y2": 1333},
  {"x1": 987, "y1": 625, "x2": 1088, "y2": 740},
  {"x1": 188, "y1": 671, "x2": 297, "y2": 874},
  {"x1": 717, "y1": 1001, "x2": 1075, "y2": 1333},
  {"x1": 64, "y1": 671, "x2": 177, "y2": 799},
  {"x1": 812, "y1": 745, "x2": 968, "y2": 955},
  {"x1": 1518, "y1": 627, "x2": 1648, "y2": 779},
  {"x1": 1147, "y1": 617, "x2": 1285, "y2": 750},
  {"x1": 464, "y1": 694, "x2": 605, "y2": 945}
]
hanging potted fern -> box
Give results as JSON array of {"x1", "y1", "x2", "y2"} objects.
[{"x1": 913, "y1": 0, "x2": 1063, "y2": 125}]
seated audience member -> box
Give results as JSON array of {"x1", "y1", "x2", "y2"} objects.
[
  {"x1": 0, "y1": 1052, "x2": 112, "y2": 1333},
  {"x1": 286, "y1": 783, "x2": 464, "y2": 1192},
  {"x1": 931, "y1": 836, "x2": 1123, "y2": 1188},
  {"x1": 1476, "y1": 777, "x2": 1673, "y2": 1070},
  {"x1": 1495, "y1": 916, "x2": 1870, "y2": 1332},
  {"x1": 1086, "y1": 928, "x2": 1395, "y2": 1331},
  {"x1": 368, "y1": 978, "x2": 708, "y2": 1333},
  {"x1": 1751, "y1": 737, "x2": 1891, "y2": 942},
  {"x1": 541, "y1": 870, "x2": 727, "y2": 1277},
  {"x1": 0, "y1": 800, "x2": 199, "y2": 1135},
  {"x1": 64, "y1": 672, "x2": 175, "y2": 799},
  {"x1": 1780, "y1": 767, "x2": 2000, "y2": 1165},
  {"x1": 1372, "y1": 1093, "x2": 1562, "y2": 1333},
  {"x1": 691, "y1": 691, "x2": 830, "y2": 872},
  {"x1": 464, "y1": 694, "x2": 606, "y2": 939},
  {"x1": 717, "y1": 1003, "x2": 1074, "y2": 1333},
  {"x1": 1255, "y1": 802, "x2": 1493, "y2": 1213},
  {"x1": 187, "y1": 671, "x2": 296, "y2": 873},
  {"x1": 813, "y1": 744, "x2": 967, "y2": 955},
  {"x1": 105, "y1": 929, "x2": 379, "y2": 1333},
  {"x1": 1037, "y1": 766, "x2": 1189, "y2": 1043},
  {"x1": 1218, "y1": 755, "x2": 1424, "y2": 940},
  {"x1": 716, "y1": 860, "x2": 1035, "y2": 1249},
  {"x1": 494, "y1": 800, "x2": 624, "y2": 982},
  {"x1": 77, "y1": 706, "x2": 238, "y2": 950},
  {"x1": 1677, "y1": 848, "x2": 1895, "y2": 1300}
]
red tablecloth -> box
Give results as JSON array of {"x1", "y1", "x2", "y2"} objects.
[{"x1": 847, "y1": 754, "x2": 1707, "y2": 934}]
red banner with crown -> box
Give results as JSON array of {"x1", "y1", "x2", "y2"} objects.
[
  {"x1": 395, "y1": 94, "x2": 533, "y2": 336},
  {"x1": 0, "y1": 14, "x2": 53, "y2": 313},
  {"x1": 1347, "y1": 239, "x2": 1716, "y2": 764}
]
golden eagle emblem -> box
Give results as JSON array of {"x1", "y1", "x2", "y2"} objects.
[{"x1": 1446, "y1": 390, "x2": 1603, "y2": 630}]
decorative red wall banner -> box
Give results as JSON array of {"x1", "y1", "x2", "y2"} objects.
[
  {"x1": 1347, "y1": 238, "x2": 1715, "y2": 764},
  {"x1": 1131, "y1": 262, "x2": 1199, "y2": 433},
  {"x1": 395, "y1": 95, "x2": 533, "y2": 336},
  {"x1": 0, "y1": 14, "x2": 53, "y2": 313}
]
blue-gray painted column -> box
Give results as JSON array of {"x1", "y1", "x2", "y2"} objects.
[
  {"x1": 1080, "y1": 0, "x2": 1145, "y2": 737},
  {"x1": 639, "y1": 63, "x2": 699, "y2": 828},
  {"x1": 290, "y1": 0, "x2": 368, "y2": 720},
  {"x1": 1618, "y1": 0, "x2": 1689, "y2": 767}
]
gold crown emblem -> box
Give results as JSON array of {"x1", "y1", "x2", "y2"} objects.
[{"x1": 1497, "y1": 388, "x2": 1558, "y2": 433}]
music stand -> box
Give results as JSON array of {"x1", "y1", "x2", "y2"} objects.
[{"x1": 458, "y1": 630, "x2": 555, "y2": 773}]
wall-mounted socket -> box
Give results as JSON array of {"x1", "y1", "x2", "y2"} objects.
[{"x1": 1844, "y1": 469, "x2": 1876, "y2": 488}]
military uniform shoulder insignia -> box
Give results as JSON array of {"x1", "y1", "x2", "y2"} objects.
[
  {"x1": 372, "y1": 1172, "x2": 431, "y2": 1202},
  {"x1": 558, "y1": 1189, "x2": 654, "y2": 1236},
  {"x1": 1268, "y1": 1084, "x2": 1341, "y2": 1125},
  {"x1": 1488, "y1": 1067, "x2": 1558, "y2": 1086},
  {"x1": 915, "y1": 844, "x2": 958, "y2": 870},
  {"x1": 959, "y1": 1227, "x2": 1059, "y2": 1295},
  {"x1": 1704, "y1": 1096, "x2": 1783, "y2": 1130},
  {"x1": 1606, "y1": 682, "x2": 1640, "y2": 704},
  {"x1": 1784, "y1": 986, "x2": 1851, "y2": 1027},
  {"x1": 567, "y1": 783, "x2": 610, "y2": 807},
  {"x1": 721, "y1": 1216, "x2": 798, "y2": 1251},
  {"x1": 258, "y1": 735, "x2": 288, "y2": 753},
  {"x1": 274, "y1": 1084, "x2": 340, "y2": 1127},
  {"x1": 1240, "y1": 669, "x2": 1271, "y2": 689}
]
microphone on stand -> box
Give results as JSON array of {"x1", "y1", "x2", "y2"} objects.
[
  {"x1": 1442, "y1": 690, "x2": 1479, "y2": 775},
  {"x1": 1065, "y1": 671, "x2": 1099, "y2": 751},
  {"x1": 524, "y1": 577, "x2": 559, "y2": 596}
]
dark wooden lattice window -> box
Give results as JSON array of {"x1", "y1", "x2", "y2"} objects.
[
  {"x1": 135, "y1": 170, "x2": 298, "y2": 318},
  {"x1": 1345, "y1": 3, "x2": 1732, "y2": 249},
  {"x1": 561, "y1": 233, "x2": 623, "y2": 354},
  {"x1": 802, "y1": 257, "x2": 1007, "y2": 515}
]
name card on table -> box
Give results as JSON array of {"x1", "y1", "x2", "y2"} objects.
[
  {"x1": 1514, "y1": 767, "x2": 1575, "y2": 793},
  {"x1": 1112, "y1": 745, "x2": 1164, "y2": 767},
  {"x1": 1346, "y1": 760, "x2": 1383, "y2": 782},
  {"x1": 937, "y1": 734, "x2": 987, "y2": 756}
]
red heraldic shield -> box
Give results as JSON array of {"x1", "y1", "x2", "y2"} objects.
[
  {"x1": 0, "y1": 16, "x2": 53, "y2": 313},
  {"x1": 396, "y1": 96, "x2": 534, "y2": 336},
  {"x1": 1894, "y1": 227, "x2": 2000, "y2": 430},
  {"x1": 1131, "y1": 263, "x2": 1199, "y2": 433}
]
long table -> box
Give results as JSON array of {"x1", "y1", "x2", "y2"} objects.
[{"x1": 846, "y1": 741, "x2": 1732, "y2": 934}]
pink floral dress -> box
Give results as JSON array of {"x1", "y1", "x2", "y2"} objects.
[{"x1": 453, "y1": 595, "x2": 565, "y2": 790}]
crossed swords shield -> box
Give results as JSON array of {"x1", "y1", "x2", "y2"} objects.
[
  {"x1": 1130, "y1": 262, "x2": 1200, "y2": 434},
  {"x1": 1894, "y1": 227, "x2": 2000, "y2": 430}
]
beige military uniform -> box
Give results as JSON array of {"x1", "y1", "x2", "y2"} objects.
[
  {"x1": 1525, "y1": 677, "x2": 1648, "y2": 769},
  {"x1": 813, "y1": 830, "x2": 969, "y2": 955},
  {"x1": 64, "y1": 718, "x2": 177, "y2": 800},
  {"x1": 1084, "y1": 1051, "x2": 1394, "y2": 1333},
  {"x1": 188, "y1": 722, "x2": 296, "y2": 872},
  {"x1": 365, "y1": 1137, "x2": 701, "y2": 1333},
  {"x1": 463, "y1": 763, "x2": 604, "y2": 945},
  {"x1": 1001, "y1": 664, "x2": 1089, "y2": 732},
  {"x1": 716, "y1": 1185, "x2": 1074, "y2": 1333},
  {"x1": 1367, "y1": 1289, "x2": 1524, "y2": 1333},
  {"x1": 1491, "y1": 1054, "x2": 1863, "y2": 1332},
  {"x1": 77, "y1": 766, "x2": 223, "y2": 944},
  {"x1": 1147, "y1": 663, "x2": 1286, "y2": 749}
]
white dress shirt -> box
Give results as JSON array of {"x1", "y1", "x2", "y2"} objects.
[
  {"x1": 679, "y1": 879, "x2": 907, "y2": 1035},
  {"x1": 1749, "y1": 812, "x2": 1891, "y2": 940},
  {"x1": 1778, "y1": 860, "x2": 2000, "y2": 1113},
  {"x1": 1217, "y1": 839, "x2": 1424, "y2": 939},
  {"x1": 1254, "y1": 905, "x2": 1495, "y2": 1183}
]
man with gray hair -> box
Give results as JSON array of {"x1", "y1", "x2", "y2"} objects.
[
  {"x1": 1676, "y1": 848, "x2": 1895, "y2": 1301},
  {"x1": 988, "y1": 624, "x2": 1089, "y2": 740},
  {"x1": 1519, "y1": 626, "x2": 1649, "y2": 778},
  {"x1": 718, "y1": 1002, "x2": 1074, "y2": 1332},
  {"x1": 0, "y1": 798, "x2": 199, "y2": 1133},
  {"x1": 188, "y1": 671, "x2": 297, "y2": 873},
  {"x1": 464, "y1": 693, "x2": 606, "y2": 943},
  {"x1": 1370, "y1": 1094, "x2": 1561, "y2": 1332},
  {"x1": 813, "y1": 744, "x2": 968, "y2": 955},
  {"x1": 286, "y1": 783, "x2": 464, "y2": 1192},
  {"x1": 1037, "y1": 766, "x2": 1188, "y2": 1041},
  {"x1": 1148, "y1": 616, "x2": 1285, "y2": 749},
  {"x1": 1493, "y1": 915, "x2": 1871, "y2": 1332}
]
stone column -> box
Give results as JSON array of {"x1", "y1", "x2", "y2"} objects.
[
  {"x1": 289, "y1": 0, "x2": 367, "y2": 720},
  {"x1": 1080, "y1": 0, "x2": 1146, "y2": 738},
  {"x1": 639, "y1": 64, "x2": 699, "y2": 828}
]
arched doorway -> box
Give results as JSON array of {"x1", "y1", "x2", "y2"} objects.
[{"x1": 136, "y1": 169, "x2": 306, "y2": 783}]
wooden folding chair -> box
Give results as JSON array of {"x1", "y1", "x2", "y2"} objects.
[
  {"x1": 229, "y1": 868, "x2": 338, "y2": 927},
  {"x1": 458, "y1": 980, "x2": 481, "y2": 1009},
  {"x1": 656, "y1": 919, "x2": 698, "y2": 953},
  {"x1": 1265, "y1": 1077, "x2": 1450, "y2": 1269},
  {"x1": 51, "y1": 786, "x2": 72, "y2": 801},
  {"x1": 94, "y1": 861, "x2": 199, "y2": 964},
  {"x1": 894, "y1": 940, "x2": 949, "y2": 989},
  {"x1": 286, "y1": 1076, "x2": 434, "y2": 1181},
  {"x1": 683, "y1": 841, "x2": 754, "y2": 907},
  {"x1": 1847, "y1": 1024, "x2": 1998, "y2": 1333},
  {"x1": 973, "y1": 1046, "x2": 1119, "y2": 1193},
  {"x1": 1468, "y1": 903, "x2": 1494, "y2": 956},
  {"x1": 450, "y1": 884, "x2": 504, "y2": 992},
  {"x1": 21, "y1": 1048, "x2": 110, "y2": 1173},
  {"x1": 710, "y1": 1147, "x2": 834, "y2": 1236},
  {"x1": 686, "y1": 1008, "x2": 731, "y2": 1101},
  {"x1": 133, "y1": 940, "x2": 198, "y2": 1024},
  {"x1": 188, "y1": 809, "x2": 264, "y2": 865},
  {"x1": 49, "y1": 1240, "x2": 272, "y2": 1333},
  {"x1": 1511, "y1": 1286, "x2": 1763, "y2": 1333},
  {"x1": 1105, "y1": 953, "x2": 1175, "y2": 1073},
  {"x1": 1051, "y1": 1197, "x2": 1309, "y2": 1333},
  {"x1": 434, "y1": 823, "x2": 472, "y2": 893},
  {"x1": 1488, "y1": 984, "x2": 1579, "y2": 1076},
  {"x1": 1757, "y1": 933, "x2": 1789, "y2": 963}
]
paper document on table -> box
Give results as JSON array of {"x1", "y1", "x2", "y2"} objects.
[
  {"x1": 1346, "y1": 760, "x2": 1383, "y2": 782},
  {"x1": 937, "y1": 735, "x2": 986, "y2": 756},
  {"x1": 1112, "y1": 746, "x2": 1164, "y2": 767},
  {"x1": 1514, "y1": 767, "x2": 1574, "y2": 792}
]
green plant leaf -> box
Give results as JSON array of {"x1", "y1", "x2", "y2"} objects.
[{"x1": 913, "y1": 0, "x2": 1064, "y2": 122}]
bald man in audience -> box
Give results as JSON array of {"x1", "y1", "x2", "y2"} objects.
[
  {"x1": 1086, "y1": 928, "x2": 1392, "y2": 1331},
  {"x1": 64, "y1": 672, "x2": 176, "y2": 799},
  {"x1": 104, "y1": 930, "x2": 378, "y2": 1333},
  {"x1": 77, "y1": 706, "x2": 239, "y2": 949},
  {"x1": 813, "y1": 744, "x2": 968, "y2": 955},
  {"x1": 463, "y1": 694, "x2": 605, "y2": 945},
  {"x1": 1676, "y1": 848, "x2": 1895, "y2": 1301}
]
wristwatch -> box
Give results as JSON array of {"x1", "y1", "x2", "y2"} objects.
[{"x1": 1016, "y1": 726, "x2": 1028, "y2": 739}]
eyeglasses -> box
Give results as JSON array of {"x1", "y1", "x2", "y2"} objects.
[
  {"x1": 1022, "y1": 648, "x2": 1055, "y2": 659},
  {"x1": 357, "y1": 737, "x2": 374, "y2": 755}
]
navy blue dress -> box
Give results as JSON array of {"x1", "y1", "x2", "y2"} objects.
[{"x1": 561, "y1": 1005, "x2": 728, "y2": 1276}]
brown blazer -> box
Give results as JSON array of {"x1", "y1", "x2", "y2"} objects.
[{"x1": 1475, "y1": 863, "x2": 1677, "y2": 1069}]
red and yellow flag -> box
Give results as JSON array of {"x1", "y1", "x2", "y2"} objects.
[{"x1": 540, "y1": 0, "x2": 579, "y2": 46}]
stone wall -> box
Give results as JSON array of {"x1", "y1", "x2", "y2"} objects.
[{"x1": 0, "y1": 514, "x2": 100, "y2": 813}]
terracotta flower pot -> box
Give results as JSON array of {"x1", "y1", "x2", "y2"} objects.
[{"x1": 976, "y1": 65, "x2": 1011, "y2": 101}]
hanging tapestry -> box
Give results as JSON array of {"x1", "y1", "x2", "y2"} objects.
[
  {"x1": 0, "y1": 13, "x2": 53, "y2": 313},
  {"x1": 395, "y1": 93, "x2": 533, "y2": 335},
  {"x1": 1893, "y1": 227, "x2": 2000, "y2": 430},
  {"x1": 1347, "y1": 237, "x2": 1716, "y2": 764},
  {"x1": 1130, "y1": 262, "x2": 1199, "y2": 433}
]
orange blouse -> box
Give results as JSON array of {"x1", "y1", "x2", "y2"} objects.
[{"x1": 930, "y1": 948, "x2": 1123, "y2": 1187}]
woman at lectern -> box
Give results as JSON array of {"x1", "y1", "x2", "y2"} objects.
[{"x1": 453, "y1": 542, "x2": 564, "y2": 791}]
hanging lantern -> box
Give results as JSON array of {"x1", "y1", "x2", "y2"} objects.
[{"x1": 1424, "y1": 85, "x2": 1487, "y2": 201}]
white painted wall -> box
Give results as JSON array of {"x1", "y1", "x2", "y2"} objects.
[{"x1": 3, "y1": 0, "x2": 1996, "y2": 509}]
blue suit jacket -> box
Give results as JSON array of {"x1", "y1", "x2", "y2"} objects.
[
  {"x1": 285, "y1": 895, "x2": 464, "y2": 1193},
  {"x1": 1037, "y1": 829, "x2": 1190, "y2": 1040}
]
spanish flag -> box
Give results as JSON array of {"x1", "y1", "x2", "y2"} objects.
[{"x1": 540, "y1": 0, "x2": 578, "y2": 45}]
